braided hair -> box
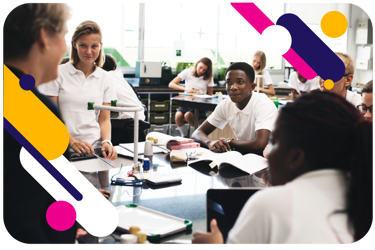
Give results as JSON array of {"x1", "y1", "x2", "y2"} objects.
[{"x1": 278, "y1": 91, "x2": 372, "y2": 241}]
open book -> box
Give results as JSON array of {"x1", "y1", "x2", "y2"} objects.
[
  {"x1": 145, "y1": 132, "x2": 198, "y2": 150},
  {"x1": 189, "y1": 151, "x2": 268, "y2": 178},
  {"x1": 119, "y1": 132, "x2": 198, "y2": 154}
]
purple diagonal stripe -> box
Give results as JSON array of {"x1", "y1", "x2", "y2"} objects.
[
  {"x1": 4, "y1": 117, "x2": 83, "y2": 201},
  {"x1": 276, "y1": 13, "x2": 345, "y2": 82}
]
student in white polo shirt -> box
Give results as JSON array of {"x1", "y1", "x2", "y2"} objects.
[
  {"x1": 191, "y1": 62, "x2": 278, "y2": 155},
  {"x1": 288, "y1": 71, "x2": 320, "y2": 100},
  {"x1": 252, "y1": 51, "x2": 276, "y2": 95},
  {"x1": 101, "y1": 54, "x2": 145, "y2": 121},
  {"x1": 168, "y1": 57, "x2": 214, "y2": 137},
  {"x1": 319, "y1": 52, "x2": 362, "y2": 107},
  {"x1": 43, "y1": 21, "x2": 117, "y2": 161}
]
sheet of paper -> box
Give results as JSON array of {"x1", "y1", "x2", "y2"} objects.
[
  {"x1": 71, "y1": 157, "x2": 134, "y2": 173},
  {"x1": 194, "y1": 94, "x2": 216, "y2": 99}
]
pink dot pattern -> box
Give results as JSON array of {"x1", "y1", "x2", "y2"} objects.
[{"x1": 46, "y1": 201, "x2": 77, "y2": 231}]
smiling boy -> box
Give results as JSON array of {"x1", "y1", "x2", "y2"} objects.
[{"x1": 191, "y1": 62, "x2": 278, "y2": 155}]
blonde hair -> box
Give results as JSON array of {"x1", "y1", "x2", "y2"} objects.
[
  {"x1": 70, "y1": 21, "x2": 105, "y2": 67},
  {"x1": 4, "y1": 3, "x2": 70, "y2": 61},
  {"x1": 335, "y1": 52, "x2": 355, "y2": 90},
  {"x1": 253, "y1": 51, "x2": 266, "y2": 86},
  {"x1": 335, "y1": 52, "x2": 355, "y2": 76}
]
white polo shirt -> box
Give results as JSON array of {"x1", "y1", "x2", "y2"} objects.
[
  {"x1": 207, "y1": 92, "x2": 278, "y2": 140},
  {"x1": 227, "y1": 169, "x2": 353, "y2": 243},
  {"x1": 42, "y1": 62, "x2": 117, "y2": 148},
  {"x1": 346, "y1": 90, "x2": 362, "y2": 107},
  {"x1": 287, "y1": 72, "x2": 320, "y2": 94},
  {"x1": 178, "y1": 68, "x2": 214, "y2": 93},
  {"x1": 259, "y1": 69, "x2": 273, "y2": 87},
  {"x1": 108, "y1": 71, "x2": 145, "y2": 120}
]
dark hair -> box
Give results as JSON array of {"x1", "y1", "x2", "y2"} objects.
[
  {"x1": 59, "y1": 57, "x2": 70, "y2": 65},
  {"x1": 192, "y1": 57, "x2": 213, "y2": 81},
  {"x1": 278, "y1": 91, "x2": 372, "y2": 242},
  {"x1": 102, "y1": 54, "x2": 117, "y2": 71},
  {"x1": 225, "y1": 62, "x2": 255, "y2": 83},
  {"x1": 361, "y1": 80, "x2": 373, "y2": 95}
]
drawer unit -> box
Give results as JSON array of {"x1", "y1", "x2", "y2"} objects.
[
  {"x1": 150, "y1": 100, "x2": 170, "y2": 112},
  {"x1": 150, "y1": 112, "x2": 169, "y2": 124},
  {"x1": 149, "y1": 124, "x2": 169, "y2": 134}
]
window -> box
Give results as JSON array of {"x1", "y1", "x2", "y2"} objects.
[
  {"x1": 144, "y1": 3, "x2": 218, "y2": 70},
  {"x1": 64, "y1": 2, "x2": 286, "y2": 73},
  {"x1": 64, "y1": 2, "x2": 138, "y2": 67},
  {"x1": 217, "y1": 2, "x2": 285, "y2": 71}
]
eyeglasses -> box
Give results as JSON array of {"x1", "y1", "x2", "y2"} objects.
[{"x1": 357, "y1": 104, "x2": 373, "y2": 115}]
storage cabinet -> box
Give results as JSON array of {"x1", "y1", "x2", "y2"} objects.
[{"x1": 139, "y1": 92, "x2": 182, "y2": 135}]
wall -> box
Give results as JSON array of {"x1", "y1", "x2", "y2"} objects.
[{"x1": 348, "y1": 4, "x2": 373, "y2": 85}]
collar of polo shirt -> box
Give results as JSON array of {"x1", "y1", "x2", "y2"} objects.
[{"x1": 67, "y1": 61, "x2": 101, "y2": 78}]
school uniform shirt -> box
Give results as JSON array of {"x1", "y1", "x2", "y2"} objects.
[
  {"x1": 346, "y1": 89, "x2": 362, "y2": 107},
  {"x1": 227, "y1": 169, "x2": 353, "y2": 244},
  {"x1": 178, "y1": 67, "x2": 214, "y2": 93},
  {"x1": 42, "y1": 62, "x2": 117, "y2": 148},
  {"x1": 206, "y1": 92, "x2": 278, "y2": 140},
  {"x1": 287, "y1": 72, "x2": 320, "y2": 94},
  {"x1": 108, "y1": 70, "x2": 145, "y2": 120},
  {"x1": 257, "y1": 69, "x2": 273, "y2": 88}
]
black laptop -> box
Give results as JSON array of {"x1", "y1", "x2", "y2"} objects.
[{"x1": 206, "y1": 188, "x2": 262, "y2": 242}]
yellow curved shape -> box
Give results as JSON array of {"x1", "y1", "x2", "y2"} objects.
[{"x1": 4, "y1": 65, "x2": 69, "y2": 160}]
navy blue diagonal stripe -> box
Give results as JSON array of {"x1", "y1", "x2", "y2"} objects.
[{"x1": 4, "y1": 117, "x2": 83, "y2": 201}]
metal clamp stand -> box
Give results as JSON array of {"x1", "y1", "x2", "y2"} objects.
[{"x1": 88, "y1": 100, "x2": 144, "y2": 165}]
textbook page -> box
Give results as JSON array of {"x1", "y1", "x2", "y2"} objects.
[
  {"x1": 146, "y1": 132, "x2": 193, "y2": 150},
  {"x1": 189, "y1": 151, "x2": 268, "y2": 175}
]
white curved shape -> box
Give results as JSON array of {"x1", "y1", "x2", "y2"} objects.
[
  {"x1": 260, "y1": 25, "x2": 292, "y2": 56},
  {"x1": 20, "y1": 148, "x2": 119, "y2": 237}
]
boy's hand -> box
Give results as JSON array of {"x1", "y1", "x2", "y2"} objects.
[{"x1": 192, "y1": 219, "x2": 224, "y2": 244}]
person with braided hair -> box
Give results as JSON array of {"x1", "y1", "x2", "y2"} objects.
[{"x1": 193, "y1": 91, "x2": 372, "y2": 244}]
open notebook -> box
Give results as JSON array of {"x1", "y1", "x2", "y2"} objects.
[{"x1": 189, "y1": 151, "x2": 268, "y2": 178}]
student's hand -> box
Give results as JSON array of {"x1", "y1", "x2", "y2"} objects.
[
  {"x1": 71, "y1": 141, "x2": 95, "y2": 156},
  {"x1": 197, "y1": 90, "x2": 205, "y2": 94},
  {"x1": 192, "y1": 219, "x2": 224, "y2": 244},
  {"x1": 207, "y1": 140, "x2": 231, "y2": 153},
  {"x1": 76, "y1": 228, "x2": 88, "y2": 239},
  {"x1": 98, "y1": 189, "x2": 110, "y2": 199},
  {"x1": 186, "y1": 87, "x2": 197, "y2": 93},
  {"x1": 101, "y1": 143, "x2": 117, "y2": 161}
]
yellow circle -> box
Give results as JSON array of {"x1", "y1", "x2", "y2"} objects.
[
  {"x1": 321, "y1": 11, "x2": 348, "y2": 38},
  {"x1": 324, "y1": 79, "x2": 334, "y2": 90}
]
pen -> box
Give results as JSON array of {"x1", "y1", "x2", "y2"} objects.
[{"x1": 93, "y1": 153, "x2": 114, "y2": 168}]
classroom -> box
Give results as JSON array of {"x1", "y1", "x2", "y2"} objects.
[{"x1": 3, "y1": 2, "x2": 373, "y2": 245}]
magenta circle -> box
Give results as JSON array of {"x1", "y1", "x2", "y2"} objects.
[{"x1": 46, "y1": 201, "x2": 77, "y2": 231}]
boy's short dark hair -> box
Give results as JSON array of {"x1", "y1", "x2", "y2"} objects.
[
  {"x1": 361, "y1": 80, "x2": 373, "y2": 95},
  {"x1": 225, "y1": 62, "x2": 255, "y2": 83},
  {"x1": 102, "y1": 54, "x2": 117, "y2": 71}
]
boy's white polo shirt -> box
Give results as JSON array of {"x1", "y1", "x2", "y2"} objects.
[
  {"x1": 178, "y1": 68, "x2": 214, "y2": 94},
  {"x1": 287, "y1": 72, "x2": 320, "y2": 94},
  {"x1": 206, "y1": 92, "x2": 278, "y2": 140},
  {"x1": 346, "y1": 89, "x2": 362, "y2": 107},
  {"x1": 42, "y1": 62, "x2": 117, "y2": 147}
]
